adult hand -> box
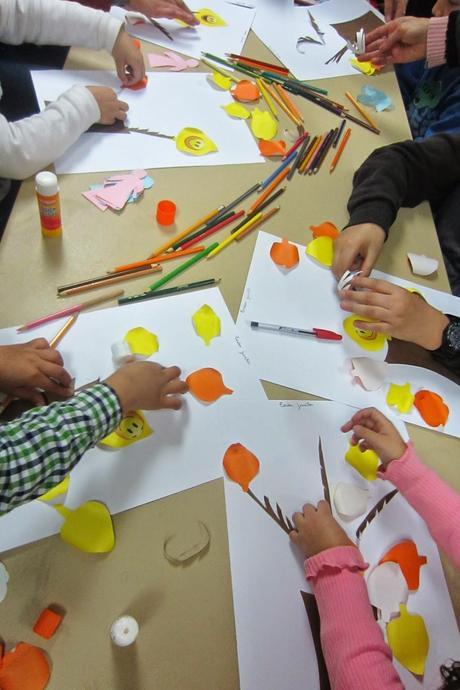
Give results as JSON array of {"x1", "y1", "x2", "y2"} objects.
[
  {"x1": 360, "y1": 17, "x2": 429, "y2": 66},
  {"x1": 128, "y1": 0, "x2": 199, "y2": 25},
  {"x1": 338, "y1": 276, "x2": 449, "y2": 350},
  {"x1": 290, "y1": 500, "x2": 355, "y2": 558},
  {"x1": 111, "y1": 27, "x2": 146, "y2": 85},
  {"x1": 332, "y1": 224, "x2": 385, "y2": 280},
  {"x1": 0, "y1": 339, "x2": 73, "y2": 404},
  {"x1": 86, "y1": 86, "x2": 129, "y2": 124},
  {"x1": 384, "y1": 0, "x2": 408, "y2": 21},
  {"x1": 105, "y1": 361, "x2": 188, "y2": 414},
  {"x1": 341, "y1": 407, "x2": 407, "y2": 467}
]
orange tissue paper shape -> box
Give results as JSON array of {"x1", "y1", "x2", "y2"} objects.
[
  {"x1": 126, "y1": 75, "x2": 148, "y2": 90},
  {"x1": 223, "y1": 443, "x2": 260, "y2": 491},
  {"x1": 270, "y1": 237, "x2": 299, "y2": 269},
  {"x1": 310, "y1": 221, "x2": 340, "y2": 240},
  {"x1": 186, "y1": 367, "x2": 233, "y2": 403},
  {"x1": 0, "y1": 642, "x2": 50, "y2": 690},
  {"x1": 231, "y1": 80, "x2": 260, "y2": 103},
  {"x1": 414, "y1": 390, "x2": 449, "y2": 427},
  {"x1": 379, "y1": 540, "x2": 427, "y2": 591},
  {"x1": 258, "y1": 140, "x2": 286, "y2": 157}
]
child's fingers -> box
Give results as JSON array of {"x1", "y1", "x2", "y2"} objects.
[
  {"x1": 292, "y1": 511, "x2": 305, "y2": 529},
  {"x1": 163, "y1": 378, "x2": 188, "y2": 396},
  {"x1": 352, "y1": 424, "x2": 382, "y2": 453},
  {"x1": 39, "y1": 362, "x2": 72, "y2": 388},
  {"x1": 10, "y1": 386, "x2": 47, "y2": 406},
  {"x1": 29, "y1": 338, "x2": 50, "y2": 350},
  {"x1": 160, "y1": 394, "x2": 184, "y2": 410},
  {"x1": 352, "y1": 319, "x2": 389, "y2": 333},
  {"x1": 37, "y1": 348, "x2": 65, "y2": 366},
  {"x1": 162, "y1": 365, "x2": 182, "y2": 382},
  {"x1": 289, "y1": 529, "x2": 299, "y2": 543}
]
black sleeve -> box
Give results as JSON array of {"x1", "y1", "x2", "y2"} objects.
[
  {"x1": 446, "y1": 11, "x2": 460, "y2": 68},
  {"x1": 345, "y1": 133, "x2": 460, "y2": 238}
]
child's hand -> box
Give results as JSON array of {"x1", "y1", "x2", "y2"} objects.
[
  {"x1": 338, "y1": 276, "x2": 449, "y2": 350},
  {"x1": 332, "y1": 224, "x2": 385, "y2": 280},
  {"x1": 111, "y1": 27, "x2": 146, "y2": 86},
  {"x1": 360, "y1": 16, "x2": 429, "y2": 66},
  {"x1": 0, "y1": 340, "x2": 73, "y2": 404},
  {"x1": 341, "y1": 407, "x2": 406, "y2": 467},
  {"x1": 128, "y1": 0, "x2": 199, "y2": 25},
  {"x1": 290, "y1": 500, "x2": 354, "y2": 558},
  {"x1": 105, "y1": 361, "x2": 188, "y2": 413},
  {"x1": 86, "y1": 86, "x2": 129, "y2": 124},
  {"x1": 384, "y1": 0, "x2": 408, "y2": 21}
]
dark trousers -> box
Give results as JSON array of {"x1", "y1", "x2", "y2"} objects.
[{"x1": 432, "y1": 190, "x2": 460, "y2": 297}]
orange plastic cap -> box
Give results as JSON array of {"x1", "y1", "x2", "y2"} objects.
[{"x1": 156, "y1": 199, "x2": 177, "y2": 226}]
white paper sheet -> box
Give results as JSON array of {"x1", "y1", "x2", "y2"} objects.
[
  {"x1": 0, "y1": 287, "x2": 265, "y2": 552},
  {"x1": 236, "y1": 231, "x2": 460, "y2": 437},
  {"x1": 110, "y1": 0, "x2": 255, "y2": 60},
  {"x1": 252, "y1": 0, "x2": 382, "y2": 81},
  {"x1": 31, "y1": 70, "x2": 262, "y2": 174},
  {"x1": 223, "y1": 400, "x2": 459, "y2": 690}
]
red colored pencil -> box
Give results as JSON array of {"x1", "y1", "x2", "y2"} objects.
[{"x1": 179, "y1": 210, "x2": 245, "y2": 250}]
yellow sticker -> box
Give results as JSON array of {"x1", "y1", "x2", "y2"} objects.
[
  {"x1": 38, "y1": 476, "x2": 70, "y2": 504},
  {"x1": 386, "y1": 382, "x2": 415, "y2": 414},
  {"x1": 305, "y1": 236, "x2": 334, "y2": 267},
  {"x1": 350, "y1": 57, "x2": 376, "y2": 75},
  {"x1": 54, "y1": 501, "x2": 115, "y2": 553},
  {"x1": 175, "y1": 127, "x2": 217, "y2": 156},
  {"x1": 387, "y1": 604, "x2": 429, "y2": 676},
  {"x1": 212, "y1": 71, "x2": 232, "y2": 90},
  {"x1": 124, "y1": 326, "x2": 159, "y2": 357},
  {"x1": 343, "y1": 315, "x2": 388, "y2": 352},
  {"x1": 100, "y1": 411, "x2": 153, "y2": 449},
  {"x1": 222, "y1": 102, "x2": 251, "y2": 119},
  {"x1": 345, "y1": 443, "x2": 379, "y2": 481},
  {"x1": 192, "y1": 304, "x2": 221, "y2": 346},
  {"x1": 194, "y1": 8, "x2": 227, "y2": 26},
  {"x1": 250, "y1": 108, "x2": 278, "y2": 141}
]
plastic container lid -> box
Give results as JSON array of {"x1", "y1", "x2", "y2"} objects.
[
  {"x1": 156, "y1": 199, "x2": 177, "y2": 226},
  {"x1": 35, "y1": 171, "x2": 59, "y2": 196},
  {"x1": 110, "y1": 615, "x2": 139, "y2": 646}
]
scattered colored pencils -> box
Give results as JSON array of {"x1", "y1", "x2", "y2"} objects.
[
  {"x1": 58, "y1": 265, "x2": 161, "y2": 297},
  {"x1": 118, "y1": 278, "x2": 220, "y2": 305},
  {"x1": 345, "y1": 91, "x2": 379, "y2": 133},
  {"x1": 147, "y1": 208, "x2": 221, "y2": 259},
  {"x1": 147, "y1": 243, "x2": 218, "y2": 292},
  {"x1": 109, "y1": 246, "x2": 205, "y2": 274},
  {"x1": 330, "y1": 127, "x2": 351, "y2": 173}
]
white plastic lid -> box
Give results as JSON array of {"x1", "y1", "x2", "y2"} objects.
[
  {"x1": 110, "y1": 615, "x2": 139, "y2": 646},
  {"x1": 35, "y1": 171, "x2": 59, "y2": 196}
]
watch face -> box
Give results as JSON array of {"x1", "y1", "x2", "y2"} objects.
[{"x1": 446, "y1": 319, "x2": 460, "y2": 351}]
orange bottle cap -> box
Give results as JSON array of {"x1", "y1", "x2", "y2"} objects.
[{"x1": 156, "y1": 199, "x2": 177, "y2": 226}]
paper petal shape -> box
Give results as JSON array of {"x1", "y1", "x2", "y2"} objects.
[
  {"x1": 211, "y1": 71, "x2": 232, "y2": 90},
  {"x1": 414, "y1": 390, "x2": 449, "y2": 427},
  {"x1": 350, "y1": 57, "x2": 376, "y2": 75},
  {"x1": 345, "y1": 443, "x2": 379, "y2": 481},
  {"x1": 250, "y1": 108, "x2": 278, "y2": 140},
  {"x1": 343, "y1": 315, "x2": 388, "y2": 352},
  {"x1": 366, "y1": 562, "x2": 408, "y2": 622},
  {"x1": 186, "y1": 367, "x2": 233, "y2": 403},
  {"x1": 407, "y1": 252, "x2": 438, "y2": 277},
  {"x1": 126, "y1": 75, "x2": 148, "y2": 90},
  {"x1": 175, "y1": 127, "x2": 218, "y2": 156},
  {"x1": 270, "y1": 237, "x2": 299, "y2": 269},
  {"x1": 223, "y1": 443, "x2": 260, "y2": 491},
  {"x1": 37, "y1": 476, "x2": 70, "y2": 504},
  {"x1": 231, "y1": 80, "x2": 260, "y2": 103},
  {"x1": 0, "y1": 561, "x2": 9, "y2": 603},
  {"x1": 0, "y1": 643, "x2": 50, "y2": 690},
  {"x1": 192, "y1": 304, "x2": 221, "y2": 345},
  {"x1": 194, "y1": 8, "x2": 227, "y2": 26},
  {"x1": 386, "y1": 382, "x2": 415, "y2": 414},
  {"x1": 124, "y1": 326, "x2": 159, "y2": 357},
  {"x1": 387, "y1": 604, "x2": 429, "y2": 676},
  {"x1": 222, "y1": 102, "x2": 251, "y2": 119},
  {"x1": 100, "y1": 411, "x2": 153, "y2": 448},
  {"x1": 351, "y1": 357, "x2": 388, "y2": 391},
  {"x1": 164, "y1": 521, "x2": 210, "y2": 565},
  {"x1": 379, "y1": 540, "x2": 427, "y2": 591},
  {"x1": 258, "y1": 139, "x2": 286, "y2": 157},
  {"x1": 310, "y1": 221, "x2": 339, "y2": 240},
  {"x1": 54, "y1": 501, "x2": 115, "y2": 553},
  {"x1": 305, "y1": 236, "x2": 334, "y2": 267},
  {"x1": 333, "y1": 482, "x2": 369, "y2": 520}
]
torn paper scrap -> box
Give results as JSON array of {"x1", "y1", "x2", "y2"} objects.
[
  {"x1": 366, "y1": 562, "x2": 408, "y2": 622},
  {"x1": 250, "y1": 108, "x2": 278, "y2": 141},
  {"x1": 305, "y1": 236, "x2": 334, "y2": 267},
  {"x1": 310, "y1": 221, "x2": 339, "y2": 240},
  {"x1": 258, "y1": 139, "x2": 286, "y2": 157},
  {"x1": 338, "y1": 269, "x2": 362, "y2": 291},
  {"x1": 211, "y1": 71, "x2": 233, "y2": 90},
  {"x1": 222, "y1": 102, "x2": 251, "y2": 119},
  {"x1": 414, "y1": 389, "x2": 449, "y2": 427},
  {"x1": 358, "y1": 85, "x2": 392, "y2": 112},
  {"x1": 407, "y1": 252, "x2": 439, "y2": 277},
  {"x1": 124, "y1": 326, "x2": 159, "y2": 357},
  {"x1": 164, "y1": 521, "x2": 210, "y2": 565},
  {"x1": 333, "y1": 482, "x2": 369, "y2": 521},
  {"x1": 350, "y1": 357, "x2": 388, "y2": 391},
  {"x1": 148, "y1": 50, "x2": 199, "y2": 71},
  {"x1": 231, "y1": 80, "x2": 260, "y2": 103}
]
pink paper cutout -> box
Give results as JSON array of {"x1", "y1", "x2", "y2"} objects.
[
  {"x1": 95, "y1": 177, "x2": 137, "y2": 210},
  {"x1": 82, "y1": 190, "x2": 108, "y2": 211},
  {"x1": 148, "y1": 51, "x2": 199, "y2": 72}
]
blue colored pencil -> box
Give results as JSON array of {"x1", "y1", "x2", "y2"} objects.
[{"x1": 259, "y1": 149, "x2": 298, "y2": 190}]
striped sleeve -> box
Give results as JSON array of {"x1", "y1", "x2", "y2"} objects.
[{"x1": 0, "y1": 383, "x2": 122, "y2": 515}]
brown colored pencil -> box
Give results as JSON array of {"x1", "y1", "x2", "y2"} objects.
[
  {"x1": 249, "y1": 167, "x2": 290, "y2": 213},
  {"x1": 236, "y1": 206, "x2": 280, "y2": 240},
  {"x1": 329, "y1": 127, "x2": 351, "y2": 173},
  {"x1": 58, "y1": 266, "x2": 162, "y2": 297}
]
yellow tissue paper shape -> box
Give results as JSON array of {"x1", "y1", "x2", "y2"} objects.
[
  {"x1": 222, "y1": 102, "x2": 251, "y2": 119},
  {"x1": 386, "y1": 382, "x2": 415, "y2": 413},
  {"x1": 250, "y1": 108, "x2": 278, "y2": 141},
  {"x1": 212, "y1": 71, "x2": 232, "y2": 90},
  {"x1": 54, "y1": 501, "x2": 115, "y2": 553},
  {"x1": 387, "y1": 604, "x2": 429, "y2": 676},
  {"x1": 100, "y1": 411, "x2": 153, "y2": 449},
  {"x1": 194, "y1": 8, "x2": 227, "y2": 26},
  {"x1": 124, "y1": 326, "x2": 159, "y2": 357},
  {"x1": 343, "y1": 315, "x2": 388, "y2": 352},
  {"x1": 192, "y1": 304, "x2": 221, "y2": 346},
  {"x1": 175, "y1": 127, "x2": 217, "y2": 156},
  {"x1": 305, "y1": 236, "x2": 334, "y2": 267},
  {"x1": 38, "y1": 476, "x2": 70, "y2": 504},
  {"x1": 350, "y1": 57, "x2": 376, "y2": 75},
  {"x1": 345, "y1": 443, "x2": 379, "y2": 481}
]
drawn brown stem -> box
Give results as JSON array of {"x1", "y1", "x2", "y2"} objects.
[
  {"x1": 318, "y1": 437, "x2": 331, "y2": 507},
  {"x1": 127, "y1": 127, "x2": 176, "y2": 140},
  {"x1": 247, "y1": 488, "x2": 293, "y2": 535},
  {"x1": 355, "y1": 489, "x2": 399, "y2": 542}
]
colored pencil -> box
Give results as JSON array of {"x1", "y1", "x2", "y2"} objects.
[
  {"x1": 170, "y1": 210, "x2": 237, "y2": 251},
  {"x1": 297, "y1": 136, "x2": 317, "y2": 172},
  {"x1": 330, "y1": 127, "x2": 351, "y2": 173},
  {"x1": 207, "y1": 213, "x2": 262, "y2": 258},
  {"x1": 249, "y1": 167, "x2": 290, "y2": 213},
  {"x1": 287, "y1": 134, "x2": 311, "y2": 180},
  {"x1": 344, "y1": 110, "x2": 380, "y2": 135},
  {"x1": 257, "y1": 78, "x2": 278, "y2": 119},
  {"x1": 259, "y1": 149, "x2": 297, "y2": 189},
  {"x1": 282, "y1": 131, "x2": 309, "y2": 160},
  {"x1": 311, "y1": 129, "x2": 336, "y2": 174},
  {"x1": 333, "y1": 119, "x2": 346, "y2": 148},
  {"x1": 118, "y1": 278, "x2": 220, "y2": 305},
  {"x1": 226, "y1": 54, "x2": 289, "y2": 76},
  {"x1": 214, "y1": 182, "x2": 261, "y2": 220},
  {"x1": 180, "y1": 210, "x2": 245, "y2": 250},
  {"x1": 17, "y1": 289, "x2": 124, "y2": 332},
  {"x1": 50, "y1": 314, "x2": 78, "y2": 348},
  {"x1": 345, "y1": 91, "x2": 379, "y2": 132},
  {"x1": 299, "y1": 135, "x2": 323, "y2": 174},
  {"x1": 147, "y1": 208, "x2": 221, "y2": 259},
  {"x1": 265, "y1": 82, "x2": 302, "y2": 127},
  {"x1": 231, "y1": 186, "x2": 285, "y2": 234},
  {"x1": 273, "y1": 84, "x2": 304, "y2": 123},
  {"x1": 110, "y1": 246, "x2": 205, "y2": 274},
  {"x1": 236, "y1": 206, "x2": 280, "y2": 240},
  {"x1": 201, "y1": 57, "x2": 238, "y2": 81},
  {"x1": 58, "y1": 266, "x2": 161, "y2": 297},
  {"x1": 147, "y1": 243, "x2": 218, "y2": 291}
]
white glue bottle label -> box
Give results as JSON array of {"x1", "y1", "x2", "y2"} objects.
[{"x1": 35, "y1": 171, "x2": 62, "y2": 238}]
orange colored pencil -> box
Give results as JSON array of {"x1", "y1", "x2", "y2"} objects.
[
  {"x1": 345, "y1": 92, "x2": 379, "y2": 132},
  {"x1": 236, "y1": 206, "x2": 280, "y2": 240},
  {"x1": 146, "y1": 208, "x2": 221, "y2": 259},
  {"x1": 50, "y1": 314, "x2": 78, "y2": 348},
  {"x1": 273, "y1": 84, "x2": 304, "y2": 123},
  {"x1": 249, "y1": 167, "x2": 290, "y2": 213},
  {"x1": 59, "y1": 266, "x2": 162, "y2": 297},
  {"x1": 264, "y1": 82, "x2": 302, "y2": 127},
  {"x1": 329, "y1": 127, "x2": 351, "y2": 173},
  {"x1": 299, "y1": 134, "x2": 323, "y2": 174},
  {"x1": 110, "y1": 245, "x2": 205, "y2": 273}
]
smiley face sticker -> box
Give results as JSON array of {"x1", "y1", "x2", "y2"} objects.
[
  {"x1": 99, "y1": 411, "x2": 153, "y2": 449},
  {"x1": 194, "y1": 8, "x2": 227, "y2": 26},
  {"x1": 343, "y1": 315, "x2": 388, "y2": 352},
  {"x1": 175, "y1": 127, "x2": 218, "y2": 156}
]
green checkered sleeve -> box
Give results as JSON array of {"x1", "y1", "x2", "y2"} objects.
[{"x1": 0, "y1": 383, "x2": 122, "y2": 515}]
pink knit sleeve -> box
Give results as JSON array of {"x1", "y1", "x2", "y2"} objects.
[
  {"x1": 427, "y1": 16, "x2": 448, "y2": 67},
  {"x1": 305, "y1": 545, "x2": 403, "y2": 690},
  {"x1": 379, "y1": 442, "x2": 460, "y2": 568}
]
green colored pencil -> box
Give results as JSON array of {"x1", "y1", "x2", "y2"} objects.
[
  {"x1": 118, "y1": 278, "x2": 220, "y2": 305},
  {"x1": 147, "y1": 243, "x2": 219, "y2": 292}
]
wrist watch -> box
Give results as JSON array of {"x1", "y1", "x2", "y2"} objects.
[{"x1": 436, "y1": 314, "x2": 460, "y2": 359}]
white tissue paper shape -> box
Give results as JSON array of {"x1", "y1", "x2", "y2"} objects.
[
  {"x1": 407, "y1": 253, "x2": 439, "y2": 277},
  {"x1": 366, "y1": 562, "x2": 409, "y2": 622},
  {"x1": 333, "y1": 482, "x2": 369, "y2": 520},
  {"x1": 351, "y1": 357, "x2": 388, "y2": 391}
]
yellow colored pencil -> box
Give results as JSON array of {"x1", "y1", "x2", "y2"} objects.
[
  {"x1": 257, "y1": 78, "x2": 278, "y2": 120},
  {"x1": 236, "y1": 206, "x2": 280, "y2": 240},
  {"x1": 201, "y1": 57, "x2": 238, "y2": 82},
  {"x1": 147, "y1": 208, "x2": 221, "y2": 259},
  {"x1": 264, "y1": 82, "x2": 302, "y2": 127},
  {"x1": 274, "y1": 84, "x2": 304, "y2": 123},
  {"x1": 345, "y1": 91, "x2": 379, "y2": 131},
  {"x1": 207, "y1": 212, "x2": 263, "y2": 258}
]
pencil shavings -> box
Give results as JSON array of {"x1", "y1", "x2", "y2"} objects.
[
  {"x1": 258, "y1": 139, "x2": 286, "y2": 157},
  {"x1": 0, "y1": 642, "x2": 51, "y2": 690},
  {"x1": 351, "y1": 357, "x2": 388, "y2": 391},
  {"x1": 82, "y1": 169, "x2": 154, "y2": 212},
  {"x1": 53, "y1": 501, "x2": 115, "y2": 553},
  {"x1": 192, "y1": 304, "x2": 221, "y2": 345},
  {"x1": 343, "y1": 316, "x2": 388, "y2": 352},
  {"x1": 163, "y1": 521, "x2": 210, "y2": 565},
  {"x1": 270, "y1": 237, "x2": 299, "y2": 269},
  {"x1": 345, "y1": 443, "x2": 379, "y2": 481},
  {"x1": 211, "y1": 71, "x2": 233, "y2": 90},
  {"x1": 223, "y1": 443, "x2": 260, "y2": 491},
  {"x1": 186, "y1": 367, "x2": 233, "y2": 403},
  {"x1": 366, "y1": 562, "x2": 408, "y2": 623},
  {"x1": 124, "y1": 326, "x2": 159, "y2": 357},
  {"x1": 310, "y1": 221, "x2": 339, "y2": 240},
  {"x1": 0, "y1": 562, "x2": 9, "y2": 603},
  {"x1": 379, "y1": 541, "x2": 427, "y2": 591},
  {"x1": 175, "y1": 127, "x2": 218, "y2": 156},
  {"x1": 231, "y1": 80, "x2": 260, "y2": 103},
  {"x1": 386, "y1": 382, "x2": 415, "y2": 414},
  {"x1": 100, "y1": 411, "x2": 153, "y2": 449},
  {"x1": 222, "y1": 102, "x2": 251, "y2": 119},
  {"x1": 148, "y1": 51, "x2": 199, "y2": 71},
  {"x1": 414, "y1": 390, "x2": 449, "y2": 427},
  {"x1": 250, "y1": 108, "x2": 278, "y2": 141},
  {"x1": 305, "y1": 236, "x2": 334, "y2": 267},
  {"x1": 387, "y1": 604, "x2": 429, "y2": 676}
]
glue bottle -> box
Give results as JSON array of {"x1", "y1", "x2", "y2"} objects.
[{"x1": 35, "y1": 171, "x2": 62, "y2": 238}]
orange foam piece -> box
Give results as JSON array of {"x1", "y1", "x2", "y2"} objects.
[
  {"x1": 33, "y1": 608, "x2": 63, "y2": 640},
  {"x1": 223, "y1": 443, "x2": 260, "y2": 491},
  {"x1": 231, "y1": 80, "x2": 260, "y2": 102},
  {"x1": 186, "y1": 367, "x2": 233, "y2": 403},
  {"x1": 132, "y1": 39, "x2": 141, "y2": 49},
  {"x1": 126, "y1": 75, "x2": 148, "y2": 90},
  {"x1": 0, "y1": 642, "x2": 50, "y2": 690},
  {"x1": 258, "y1": 139, "x2": 286, "y2": 157},
  {"x1": 414, "y1": 390, "x2": 449, "y2": 427},
  {"x1": 270, "y1": 237, "x2": 299, "y2": 269},
  {"x1": 379, "y1": 540, "x2": 427, "y2": 591},
  {"x1": 310, "y1": 221, "x2": 340, "y2": 240}
]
